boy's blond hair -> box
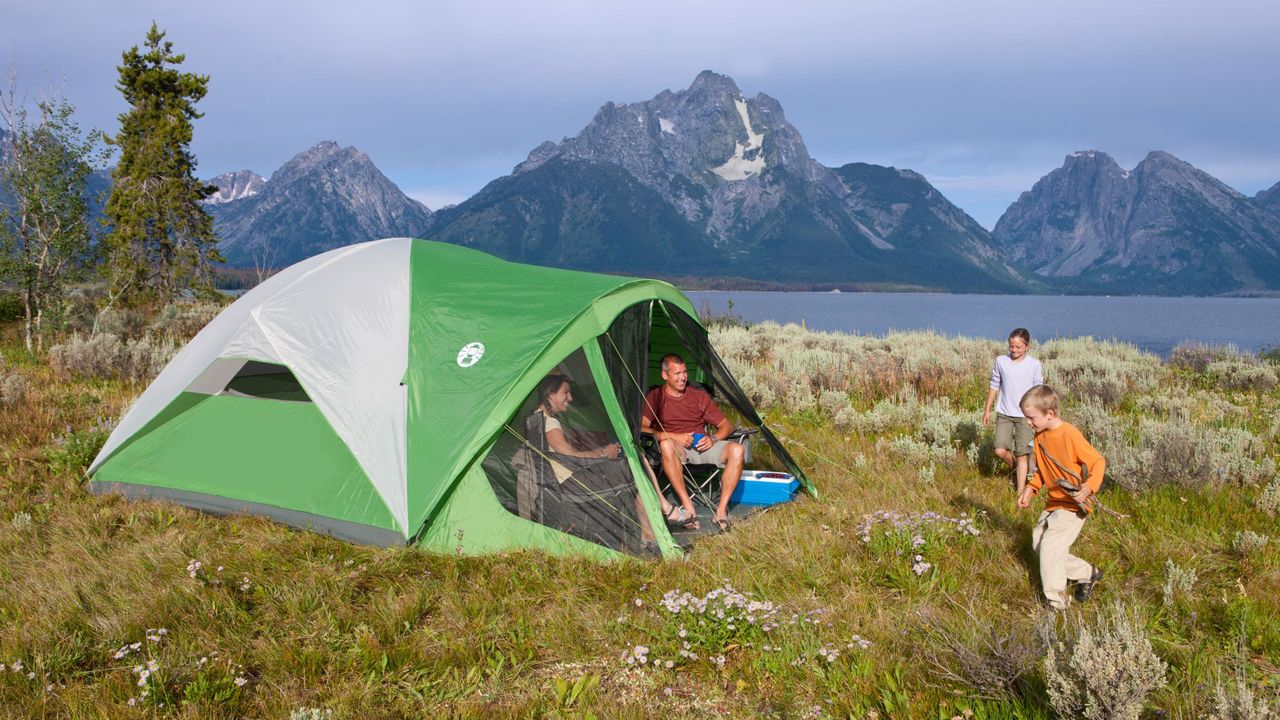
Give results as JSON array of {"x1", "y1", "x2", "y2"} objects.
[{"x1": 1020, "y1": 384, "x2": 1059, "y2": 413}]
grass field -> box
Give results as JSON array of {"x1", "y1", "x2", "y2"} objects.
[{"x1": 1, "y1": 309, "x2": 1277, "y2": 718}]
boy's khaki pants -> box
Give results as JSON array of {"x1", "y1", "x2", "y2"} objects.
[{"x1": 1031, "y1": 509, "x2": 1094, "y2": 610}]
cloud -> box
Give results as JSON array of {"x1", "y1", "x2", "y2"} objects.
[{"x1": 5, "y1": 0, "x2": 1278, "y2": 224}]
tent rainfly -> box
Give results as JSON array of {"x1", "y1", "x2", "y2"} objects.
[{"x1": 87, "y1": 238, "x2": 811, "y2": 559}]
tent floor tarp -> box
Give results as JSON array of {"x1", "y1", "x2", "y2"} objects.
[{"x1": 665, "y1": 502, "x2": 776, "y2": 548}]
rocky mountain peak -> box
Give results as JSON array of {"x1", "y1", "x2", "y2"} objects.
[
  {"x1": 687, "y1": 69, "x2": 742, "y2": 98},
  {"x1": 204, "y1": 170, "x2": 266, "y2": 205},
  {"x1": 1133, "y1": 150, "x2": 1245, "y2": 211},
  {"x1": 271, "y1": 141, "x2": 371, "y2": 184},
  {"x1": 1256, "y1": 181, "x2": 1280, "y2": 216},
  {"x1": 428, "y1": 73, "x2": 1020, "y2": 291},
  {"x1": 510, "y1": 70, "x2": 830, "y2": 242},
  {"x1": 1063, "y1": 150, "x2": 1121, "y2": 171},
  {"x1": 994, "y1": 149, "x2": 1280, "y2": 292},
  {"x1": 207, "y1": 142, "x2": 431, "y2": 267}
]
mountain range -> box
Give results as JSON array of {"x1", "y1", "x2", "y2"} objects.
[
  {"x1": 993, "y1": 151, "x2": 1280, "y2": 294},
  {"x1": 7, "y1": 73, "x2": 1280, "y2": 295},
  {"x1": 207, "y1": 71, "x2": 1279, "y2": 294},
  {"x1": 204, "y1": 141, "x2": 432, "y2": 267},
  {"x1": 424, "y1": 71, "x2": 1027, "y2": 292}
]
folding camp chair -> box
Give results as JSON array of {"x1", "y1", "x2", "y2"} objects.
[
  {"x1": 640, "y1": 427, "x2": 757, "y2": 511},
  {"x1": 513, "y1": 411, "x2": 640, "y2": 550}
]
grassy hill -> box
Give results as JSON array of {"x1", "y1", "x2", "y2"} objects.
[{"x1": 1, "y1": 309, "x2": 1277, "y2": 718}]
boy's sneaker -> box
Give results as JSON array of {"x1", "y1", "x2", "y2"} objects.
[{"x1": 1074, "y1": 567, "x2": 1104, "y2": 603}]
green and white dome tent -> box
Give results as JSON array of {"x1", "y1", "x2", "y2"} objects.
[{"x1": 88, "y1": 238, "x2": 811, "y2": 559}]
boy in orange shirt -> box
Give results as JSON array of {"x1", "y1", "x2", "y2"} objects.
[{"x1": 1016, "y1": 385, "x2": 1105, "y2": 610}]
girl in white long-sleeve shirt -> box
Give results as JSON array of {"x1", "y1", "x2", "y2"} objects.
[{"x1": 982, "y1": 328, "x2": 1044, "y2": 493}]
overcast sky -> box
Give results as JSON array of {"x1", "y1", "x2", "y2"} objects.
[{"x1": 6, "y1": 0, "x2": 1279, "y2": 228}]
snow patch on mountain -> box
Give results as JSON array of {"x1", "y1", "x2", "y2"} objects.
[
  {"x1": 205, "y1": 170, "x2": 266, "y2": 205},
  {"x1": 712, "y1": 99, "x2": 765, "y2": 181}
]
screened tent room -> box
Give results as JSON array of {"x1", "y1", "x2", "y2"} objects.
[{"x1": 479, "y1": 299, "x2": 810, "y2": 556}]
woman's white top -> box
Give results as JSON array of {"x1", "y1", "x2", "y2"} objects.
[{"x1": 990, "y1": 355, "x2": 1044, "y2": 417}]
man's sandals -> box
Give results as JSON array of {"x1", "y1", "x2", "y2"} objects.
[
  {"x1": 713, "y1": 515, "x2": 732, "y2": 533},
  {"x1": 664, "y1": 505, "x2": 700, "y2": 531}
]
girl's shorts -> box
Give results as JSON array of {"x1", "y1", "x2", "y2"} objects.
[{"x1": 994, "y1": 413, "x2": 1034, "y2": 455}]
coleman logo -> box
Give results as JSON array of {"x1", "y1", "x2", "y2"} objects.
[{"x1": 456, "y1": 342, "x2": 486, "y2": 368}]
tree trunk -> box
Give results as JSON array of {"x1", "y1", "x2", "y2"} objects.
[
  {"x1": 33, "y1": 304, "x2": 43, "y2": 353},
  {"x1": 22, "y1": 295, "x2": 32, "y2": 353}
]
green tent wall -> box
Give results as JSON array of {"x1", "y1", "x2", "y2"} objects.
[{"x1": 89, "y1": 239, "x2": 811, "y2": 559}]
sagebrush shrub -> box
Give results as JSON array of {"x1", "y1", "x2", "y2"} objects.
[
  {"x1": 1162, "y1": 560, "x2": 1197, "y2": 607},
  {"x1": 1042, "y1": 337, "x2": 1162, "y2": 408},
  {"x1": 843, "y1": 386, "x2": 974, "y2": 456},
  {"x1": 1232, "y1": 530, "x2": 1270, "y2": 555},
  {"x1": 1068, "y1": 399, "x2": 1127, "y2": 458},
  {"x1": 878, "y1": 435, "x2": 954, "y2": 467},
  {"x1": 1257, "y1": 479, "x2": 1280, "y2": 517},
  {"x1": 1168, "y1": 343, "x2": 1279, "y2": 391},
  {"x1": 0, "y1": 370, "x2": 28, "y2": 407},
  {"x1": 732, "y1": 366, "x2": 778, "y2": 409},
  {"x1": 48, "y1": 333, "x2": 124, "y2": 380},
  {"x1": 1113, "y1": 419, "x2": 1213, "y2": 491},
  {"x1": 709, "y1": 323, "x2": 998, "y2": 409},
  {"x1": 818, "y1": 389, "x2": 850, "y2": 418},
  {"x1": 1208, "y1": 677, "x2": 1275, "y2": 720},
  {"x1": 125, "y1": 334, "x2": 177, "y2": 383},
  {"x1": 1169, "y1": 342, "x2": 1239, "y2": 374},
  {"x1": 1135, "y1": 390, "x2": 1245, "y2": 424},
  {"x1": 10, "y1": 511, "x2": 33, "y2": 531},
  {"x1": 833, "y1": 405, "x2": 859, "y2": 432},
  {"x1": 919, "y1": 608, "x2": 1046, "y2": 698},
  {"x1": 47, "y1": 333, "x2": 177, "y2": 383},
  {"x1": 849, "y1": 392, "x2": 917, "y2": 435},
  {"x1": 149, "y1": 301, "x2": 224, "y2": 340},
  {"x1": 92, "y1": 306, "x2": 149, "y2": 339},
  {"x1": 1042, "y1": 602, "x2": 1167, "y2": 720},
  {"x1": 917, "y1": 402, "x2": 967, "y2": 450},
  {"x1": 1207, "y1": 359, "x2": 1279, "y2": 393},
  {"x1": 711, "y1": 325, "x2": 761, "y2": 365}
]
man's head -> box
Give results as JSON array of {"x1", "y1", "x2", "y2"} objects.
[
  {"x1": 1019, "y1": 384, "x2": 1061, "y2": 433},
  {"x1": 660, "y1": 353, "x2": 688, "y2": 393}
]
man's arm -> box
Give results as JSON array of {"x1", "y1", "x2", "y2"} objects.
[
  {"x1": 712, "y1": 415, "x2": 736, "y2": 441},
  {"x1": 642, "y1": 413, "x2": 693, "y2": 448}
]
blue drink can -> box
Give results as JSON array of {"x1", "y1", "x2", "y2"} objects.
[{"x1": 690, "y1": 432, "x2": 705, "y2": 449}]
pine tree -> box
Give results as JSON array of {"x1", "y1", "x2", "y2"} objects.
[
  {"x1": 1, "y1": 85, "x2": 106, "y2": 352},
  {"x1": 103, "y1": 22, "x2": 222, "y2": 308}
]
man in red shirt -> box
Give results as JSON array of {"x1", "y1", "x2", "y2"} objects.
[{"x1": 641, "y1": 353, "x2": 744, "y2": 532}]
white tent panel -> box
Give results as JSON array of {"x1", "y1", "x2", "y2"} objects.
[
  {"x1": 223, "y1": 239, "x2": 412, "y2": 536},
  {"x1": 89, "y1": 238, "x2": 414, "y2": 537}
]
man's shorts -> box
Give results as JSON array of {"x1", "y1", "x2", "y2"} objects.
[
  {"x1": 678, "y1": 439, "x2": 731, "y2": 466},
  {"x1": 994, "y1": 413, "x2": 1034, "y2": 456}
]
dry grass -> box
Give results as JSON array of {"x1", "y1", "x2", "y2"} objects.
[{"x1": 0, "y1": 319, "x2": 1277, "y2": 718}]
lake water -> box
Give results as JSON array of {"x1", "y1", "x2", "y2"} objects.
[{"x1": 685, "y1": 292, "x2": 1280, "y2": 357}]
